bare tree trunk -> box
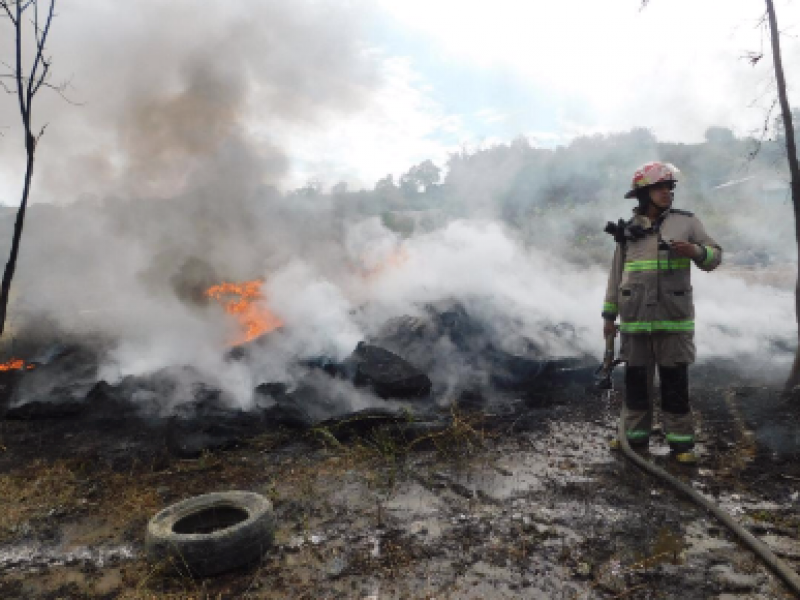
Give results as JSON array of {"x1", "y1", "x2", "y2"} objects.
[
  {"x1": 0, "y1": 0, "x2": 56, "y2": 341},
  {"x1": 0, "y1": 150, "x2": 34, "y2": 338},
  {"x1": 765, "y1": 0, "x2": 800, "y2": 391}
]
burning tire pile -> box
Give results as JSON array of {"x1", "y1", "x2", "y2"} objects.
[{"x1": 0, "y1": 301, "x2": 596, "y2": 459}]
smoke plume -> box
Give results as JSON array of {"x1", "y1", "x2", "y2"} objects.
[{"x1": 0, "y1": 1, "x2": 795, "y2": 413}]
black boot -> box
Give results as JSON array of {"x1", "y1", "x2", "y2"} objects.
[
  {"x1": 659, "y1": 365, "x2": 695, "y2": 455},
  {"x1": 623, "y1": 366, "x2": 650, "y2": 448}
]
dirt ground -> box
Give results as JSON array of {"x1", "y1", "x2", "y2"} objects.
[{"x1": 0, "y1": 369, "x2": 799, "y2": 599}]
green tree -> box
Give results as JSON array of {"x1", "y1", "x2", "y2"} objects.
[
  {"x1": 704, "y1": 126, "x2": 736, "y2": 145},
  {"x1": 374, "y1": 174, "x2": 396, "y2": 191},
  {"x1": 399, "y1": 159, "x2": 441, "y2": 195},
  {"x1": 331, "y1": 181, "x2": 348, "y2": 195}
]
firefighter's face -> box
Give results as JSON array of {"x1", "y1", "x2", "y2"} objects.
[{"x1": 648, "y1": 181, "x2": 674, "y2": 209}]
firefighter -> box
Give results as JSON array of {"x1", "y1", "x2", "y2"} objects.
[{"x1": 603, "y1": 162, "x2": 722, "y2": 464}]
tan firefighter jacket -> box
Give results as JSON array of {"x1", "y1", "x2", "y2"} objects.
[{"x1": 602, "y1": 208, "x2": 722, "y2": 334}]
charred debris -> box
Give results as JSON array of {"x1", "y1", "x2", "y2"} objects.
[{"x1": 0, "y1": 302, "x2": 596, "y2": 459}]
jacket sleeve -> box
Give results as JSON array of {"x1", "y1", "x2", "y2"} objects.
[
  {"x1": 602, "y1": 244, "x2": 623, "y2": 320},
  {"x1": 690, "y1": 216, "x2": 722, "y2": 272}
]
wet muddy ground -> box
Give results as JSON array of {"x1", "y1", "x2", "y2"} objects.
[{"x1": 0, "y1": 373, "x2": 799, "y2": 599}]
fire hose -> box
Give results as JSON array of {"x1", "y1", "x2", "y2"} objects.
[
  {"x1": 616, "y1": 421, "x2": 800, "y2": 596},
  {"x1": 600, "y1": 336, "x2": 800, "y2": 597}
]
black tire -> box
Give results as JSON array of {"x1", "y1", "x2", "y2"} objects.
[{"x1": 145, "y1": 491, "x2": 275, "y2": 577}]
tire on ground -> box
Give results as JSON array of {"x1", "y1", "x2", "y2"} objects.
[{"x1": 145, "y1": 490, "x2": 275, "y2": 577}]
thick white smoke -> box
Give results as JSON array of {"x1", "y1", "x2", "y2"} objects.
[{"x1": 0, "y1": 1, "x2": 796, "y2": 413}]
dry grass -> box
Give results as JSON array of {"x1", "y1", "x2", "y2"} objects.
[
  {"x1": 0, "y1": 412, "x2": 502, "y2": 598},
  {"x1": 0, "y1": 459, "x2": 81, "y2": 541},
  {"x1": 407, "y1": 407, "x2": 493, "y2": 460},
  {"x1": 100, "y1": 472, "x2": 163, "y2": 530}
]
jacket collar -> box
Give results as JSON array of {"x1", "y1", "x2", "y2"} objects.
[{"x1": 632, "y1": 206, "x2": 671, "y2": 229}]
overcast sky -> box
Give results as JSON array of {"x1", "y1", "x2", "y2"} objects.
[{"x1": 0, "y1": 0, "x2": 798, "y2": 203}]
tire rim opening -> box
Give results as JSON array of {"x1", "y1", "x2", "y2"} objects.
[{"x1": 173, "y1": 506, "x2": 249, "y2": 534}]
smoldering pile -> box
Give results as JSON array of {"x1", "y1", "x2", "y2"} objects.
[{"x1": 0, "y1": 300, "x2": 595, "y2": 459}]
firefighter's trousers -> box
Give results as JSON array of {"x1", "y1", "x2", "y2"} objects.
[{"x1": 619, "y1": 333, "x2": 696, "y2": 452}]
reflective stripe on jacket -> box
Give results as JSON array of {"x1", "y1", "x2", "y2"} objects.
[{"x1": 602, "y1": 208, "x2": 722, "y2": 333}]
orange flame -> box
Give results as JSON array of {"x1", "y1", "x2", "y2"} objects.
[
  {"x1": 0, "y1": 358, "x2": 35, "y2": 372},
  {"x1": 205, "y1": 279, "x2": 282, "y2": 346},
  {"x1": 361, "y1": 246, "x2": 409, "y2": 281}
]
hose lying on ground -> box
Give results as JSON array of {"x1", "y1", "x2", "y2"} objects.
[{"x1": 617, "y1": 419, "x2": 800, "y2": 597}]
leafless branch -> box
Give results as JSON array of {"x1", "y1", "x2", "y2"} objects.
[
  {"x1": 14, "y1": 1, "x2": 27, "y2": 127},
  {"x1": 742, "y1": 13, "x2": 769, "y2": 67},
  {"x1": 25, "y1": 0, "x2": 55, "y2": 113},
  {"x1": 4, "y1": 0, "x2": 36, "y2": 12},
  {"x1": 30, "y1": 57, "x2": 50, "y2": 96},
  {"x1": 746, "y1": 78, "x2": 776, "y2": 109},
  {"x1": 42, "y1": 78, "x2": 79, "y2": 105},
  {"x1": 742, "y1": 51, "x2": 763, "y2": 65},
  {"x1": 0, "y1": 72, "x2": 79, "y2": 104},
  {"x1": 0, "y1": 1, "x2": 18, "y2": 25},
  {"x1": 0, "y1": 1, "x2": 37, "y2": 24},
  {"x1": 746, "y1": 98, "x2": 779, "y2": 163},
  {"x1": 35, "y1": 121, "x2": 47, "y2": 143}
]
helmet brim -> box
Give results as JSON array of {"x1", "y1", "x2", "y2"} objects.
[{"x1": 625, "y1": 181, "x2": 676, "y2": 199}]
